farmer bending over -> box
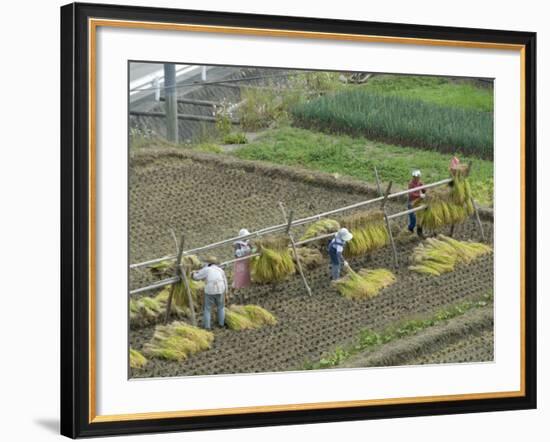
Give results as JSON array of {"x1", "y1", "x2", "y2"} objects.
[
  {"x1": 328, "y1": 228, "x2": 353, "y2": 280},
  {"x1": 407, "y1": 169, "x2": 426, "y2": 238},
  {"x1": 192, "y1": 256, "x2": 228, "y2": 330}
]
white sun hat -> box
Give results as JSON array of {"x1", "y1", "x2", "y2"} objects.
[
  {"x1": 238, "y1": 228, "x2": 250, "y2": 237},
  {"x1": 338, "y1": 228, "x2": 353, "y2": 242},
  {"x1": 412, "y1": 169, "x2": 422, "y2": 177}
]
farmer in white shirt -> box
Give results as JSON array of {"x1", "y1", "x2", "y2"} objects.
[{"x1": 192, "y1": 256, "x2": 228, "y2": 330}]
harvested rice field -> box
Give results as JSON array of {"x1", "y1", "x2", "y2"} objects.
[{"x1": 129, "y1": 147, "x2": 494, "y2": 378}]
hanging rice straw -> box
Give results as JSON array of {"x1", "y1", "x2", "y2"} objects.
[
  {"x1": 339, "y1": 210, "x2": 389, "y2": 258},
  {"x1": 250, "y1": 236, "x2": 296, "y2": 283},
  {"x1": 300, "y1": 219, "x2": 340, "y2": 244}
]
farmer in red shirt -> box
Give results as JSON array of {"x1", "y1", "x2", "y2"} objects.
[{"x1": 408, "y1": 169, "x2": 426, "y2": 238}]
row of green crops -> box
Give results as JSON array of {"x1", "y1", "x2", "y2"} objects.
[{"x1": 291, "y1": 90, "x2": 493, "y2": 160}]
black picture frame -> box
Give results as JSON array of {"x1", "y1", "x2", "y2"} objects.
[{"x1": 61, "y1": 2, "x2": 537, "y2": 438}]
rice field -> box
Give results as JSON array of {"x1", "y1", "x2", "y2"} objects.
[{"x1": 129, "y1": 148, "x2": 494, "y2": 378}]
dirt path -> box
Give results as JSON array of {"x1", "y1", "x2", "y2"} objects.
[{"x1": 129, "y1": 148, "x2": 493, "y2": 378}]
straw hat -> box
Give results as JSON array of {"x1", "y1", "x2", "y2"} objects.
[{"x1": 203, "y1": 255, "x2": 220, "y2": 265}]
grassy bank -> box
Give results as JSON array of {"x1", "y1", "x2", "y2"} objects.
[{"x1": 232, "y1": 127, "x2": 494, "y2": 206}]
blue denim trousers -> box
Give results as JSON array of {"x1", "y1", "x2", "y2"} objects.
[
  {"x1": 330, "y1": 262, "x2": 343, "y2": 280},
  {"x1": 407, "y1": 202, "x2": 416, "y2": 231},
  {"x1": 203, "y1": 293, "x2": 225, "y2": 330}
]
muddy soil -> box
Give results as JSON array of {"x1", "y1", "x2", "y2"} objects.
[{"x1": 129, "y1": 148, "x2": 494, "y2": 378}]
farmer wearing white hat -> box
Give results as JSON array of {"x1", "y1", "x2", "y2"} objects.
[
  {"x1": 327, "y1": 228, "x2": 353, "y2": 280},
  {"x1": 231, "y1": 228, "x2": 253, "y2": 301},
  {"x1": 408, "y1": 169, "x2": 426, "y2": 238},
  {"x1": 192, "y1": 255, "x2": 228, "y2": 330}
]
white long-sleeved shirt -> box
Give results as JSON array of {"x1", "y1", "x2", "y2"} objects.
[{"x1": 192, "y1": 264, "x2": 228, "y2": 295}]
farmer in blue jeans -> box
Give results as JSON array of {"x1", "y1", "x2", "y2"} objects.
[
  {"x1": 192, "y1": 256, "x2": 228, "y2": 330},
  {"x1": 327, "y1": 228, "x2": 353, "y2": 280},
  {"x1": 407, "y1": 169, "x2": 427, "y2": 238}
]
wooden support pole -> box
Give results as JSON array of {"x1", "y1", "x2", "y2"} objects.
[
  {"x1": 464, "y1": 162, "x2": 485, "y2": 242},
  {"x1": 164, "y1": 234, "x2": 197, "y2": 325},
  {"x1": 180, "y1": 261, "x2": 198, "y2": 327},
  {"x1": 374, "y1": 166, "x2": 382, "y2": 196},
  {"x1": 471, "y1": 198, "x2": 486, "y2": 242},
  {"x1": 449, "y1": 223, "x2": 456, "y2": 238},
  {"x1": 279, "y1": 203, "x2": 312, "y2": 297},
  {"x1": 374, "y1": 174, "x2": 399, "y2": 269},
  {"x1": 380, "y1": 180, "x2": 393, "y2": 209}
]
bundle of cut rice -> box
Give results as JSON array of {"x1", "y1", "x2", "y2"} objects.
[
  {"x1": 143, "y1": 321, "x2": 214, "y2": 361},
  {"x1": 129, "y1": 348, "x2": 148, "y2": 369},
  {"x1": 339, "y1": 210, "x2": 389, "y2": 258},
  {"x1": 291, "y1": 247, "x2": 324, "y2": 270},
  {"x1": 333, "y1": 267, "x2": 396, "y2": 300},
  {"x1": 409, "y1": 235, "x2": 492, "y2": 276},
  {"x1": 415, "y1": 190, "x2": 471, "y2": 230},
  {"x1": 299, "y1": 219, "x2": 340, "y2": 246},
  {"x1": 250, "y1": 236, "x2": 296, "y2": 283},
  {"x1": 224, "y1": 305, "x2": 277, "y2": 330},
  {"x1": 172, "y1": 278, "x2": 205, "y2": 311},
  {"x1": 129, "y1": 285, "x2": 199, "y2": 328},
  {"x1": 149, "y1": 254, "x2": 202, "y2": 277}
]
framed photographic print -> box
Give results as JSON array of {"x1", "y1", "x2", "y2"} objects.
[{"x1": 60, "y1": 2, "x2": 537, "y2": 438}]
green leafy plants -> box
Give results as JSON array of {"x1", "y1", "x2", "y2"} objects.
[
  {"x1": 333, "y1": 268, "x2": 396, "y2": 300},
  {"x1": 143, "y1": 321, "x2": 214, "y2": 361},
  {"x1": 225, "y1": 305, "x2": 277, "y2": 330},
  {"x1": 223, "y1": 132, "x2": 248, "y2": 145},
  {"x1": 409, "y1": 235, "x2": 492, "y2": 276},
  {"x1": 291, "y1": 90, "x2": 493, "y2": 159},
  {"x1": 238, "y1": 87, "x2": 287, "y2": 130},
  {"x1": 250, "y1": 236, "x2": 296, "y2": 283}
]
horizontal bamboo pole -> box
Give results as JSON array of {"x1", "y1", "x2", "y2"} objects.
[
  {"x1": 130, "y1": 178, "x2": 452, "y2": 270},
  {"x1": 130, "y1": 201, "x2": 439, "y2": 296},
  {"x1": 387, "y1": 205, "x2": 427, "y2": 220},
  {"x1": 130, "y1": 276, "x2": 179, "y2": 296}
]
